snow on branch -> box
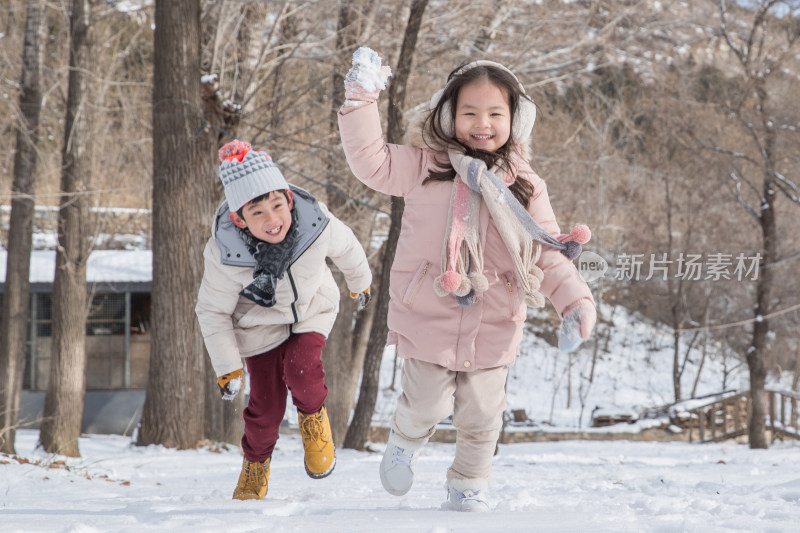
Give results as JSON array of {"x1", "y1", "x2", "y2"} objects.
[
  {"x1": 728, "y1": 172, "x2": 761, "y2": 221},
  {"x1": 772, "y1": 172, "x2": 800, "y2": 205},
  {"x1": 710, "y1": 144, "x2": 760, "y2": 167}
]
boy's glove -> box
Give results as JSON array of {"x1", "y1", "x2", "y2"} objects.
[
  {"x1": 350, "y1": 288, "x2": 371, "y2": 311},
  {"x1": 344, "y1": 47, "x2": 392, "y2": 103},
  {"x1": 217, "y1": 368, "x2": 243, "y2": 401},
  {"x1": 557, "y1": 299, "x2": 596, "y2": 353}
]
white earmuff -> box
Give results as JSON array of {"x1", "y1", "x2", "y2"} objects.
[
  {"x1": 514, "y1": 96, "x2": 536, "y2": 142},
  {"x1": 429, "y1": 61, "x2": 537, "y2": 144},
  {"x1": 429, "y1": 88, "x2": 455, "y2": 138}
]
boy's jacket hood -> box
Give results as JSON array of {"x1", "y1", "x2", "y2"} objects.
[{"x1": 212, "y1": 184, "x2": 329, "y2": 268}]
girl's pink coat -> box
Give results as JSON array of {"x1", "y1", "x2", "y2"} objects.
[{"x1": 339, "y1": 103, "x2": 592, "y2": 371}]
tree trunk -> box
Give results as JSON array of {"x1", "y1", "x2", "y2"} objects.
[
  {"x1": 747, "y1": 172, "x2": 776, "y2": 449},
  {"x1": 320, "y1": 0, "x2": 370, "y2": 446},
  {"x1": 137, "y1": 0, "x2": 216, "y2": 450},
  {"x1": 328, "y1": 1, "x2": 359, "y2": 175},
  {"x1": 199, "y1": 10, "x2": 244, "y2": 444},
  {"x1": 203, "y1": 351, "x2": 244, "y2": 444},
  {"x1": 0, "y1": 0, "x2": 44, "y2": 455},
  {"x1": 745, "y1": 73, "x2": 779, "y2": 449},
  {"x1": 39, "y1": 0, "x2": 95, "y2": 458},
  {"x1": 691, "y1": 305, "x2": 711, "y2": 399},
  {"x1": 713, "y1": 2, "x2": 796, "y2": 450},
  {"x1": 672, "y1": 329, "x2": 682, "y2": 402},
  {"x1": 343, "y1": 0, "x2": 429, "y2": 450}
]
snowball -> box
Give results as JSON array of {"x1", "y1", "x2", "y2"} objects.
[
  {"x1": 223, "y1": 376, "x2": 242, "y2": 401},
  {"x1": 348, "y1": 47, "x2": 392, "y2": 92}
]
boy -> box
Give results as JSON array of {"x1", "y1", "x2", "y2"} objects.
[{"x1": 196, "y1": 140, "x2": 372, "y2": 500}]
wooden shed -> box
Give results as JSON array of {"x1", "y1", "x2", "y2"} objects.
[{"x1": 0, "y1": 249, "x2": 152, "y2": 391}]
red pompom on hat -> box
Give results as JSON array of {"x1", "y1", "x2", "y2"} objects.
[{"x1": 218, "y1": 139, "x2": 252, "y2": 162}]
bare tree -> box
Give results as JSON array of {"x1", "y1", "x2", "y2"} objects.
[
  {"x1": 343, "y1": 0, "x2": 429, "y2": 450},
  {"x1": 708, "y1": 0, "x2": 800, "y2": 448},
  {"x1": 198, "y1": 3, "x2": 247, "y2": 445},
  {"x1": 200, "y1": 71, "x2": 244, "y2": 443},
  {"x1": 0, "y1": 0, "x2": 45, "y2": 455},
  {"x1": 137, "y1": 0, "x2": 217, "y2": 449},
  {"x1": 39, "y1": 0, "x2": 96, "y2": 457},
  {"x1": 321, "y1": 0, "x2": 378, "y2": 445},
  {"x1": 661, "y1": 169, "x2": 708, "y2": 402}
]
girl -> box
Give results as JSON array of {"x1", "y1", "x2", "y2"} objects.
[{"x1": 338, "y1": 48, "x2": 596, "y2": 511}]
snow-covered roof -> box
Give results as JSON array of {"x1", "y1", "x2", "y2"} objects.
[{"x1": 0, "y1": 250, "x2": 152, "y2": 288}]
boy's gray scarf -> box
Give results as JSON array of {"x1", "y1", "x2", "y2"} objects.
[
  {"x1": 238, "y1": 209, "x2": 300, "y2": 307},
  {"x1": 434, "y1": 151, "x2": 583, "y2": 307}
]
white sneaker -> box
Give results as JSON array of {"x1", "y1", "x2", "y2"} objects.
[
  {"x1": 379, "y1": 431, "x2": 427, "y2": 496},
  {"x1": 445, "y1": 478, "x2": 490, "y2": 512}
]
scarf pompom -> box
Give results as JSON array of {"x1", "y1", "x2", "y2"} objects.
[
  {"x1": 454, "y1": 276, "x2": 472, "y2": 297},
  {"x1": 562, "y1": 240, "x2": 582, "y2": 260},
  {"x1": 555, "y1": 224, "x2": 590, "y2": 259},
  {"x1": 470, "y1": 272, "x2": 489, "y2": 293},
  {"x1": 439, "y1": 270, "x2": 462, "y2": 292},
  {"x1": 569, "y1": 224, "x2": 591, "y2": 244},
  {"x1": 456, "y1": 289, "x2": 476, "y2": 307},
  {"x1": 433, "y1": 276, "x2": 450, "y2": 297}
]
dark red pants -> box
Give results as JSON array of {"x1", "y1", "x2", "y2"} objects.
[{"x1": 241, "y1": 332, "x2": 328, "y2": 463}]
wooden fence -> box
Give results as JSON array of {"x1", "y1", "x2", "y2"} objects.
[{"x1": 682, "y1": 389, "x2": 800, "y2": 443}]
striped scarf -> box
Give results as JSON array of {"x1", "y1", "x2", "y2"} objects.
[{"x1": 433, "y1": 151, "x2": 588, "y2": 307}]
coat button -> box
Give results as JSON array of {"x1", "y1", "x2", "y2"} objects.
[{"x1": 464, "y1": 361, "x2": 471, "y2": 368}]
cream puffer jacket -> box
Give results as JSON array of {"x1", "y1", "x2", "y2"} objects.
[
  {"x1": 195, "y1": 186, "x2": 372, "y2": 377},
  {"x1": 338, "y1": 102, "x2": 592, "y2": 372}
]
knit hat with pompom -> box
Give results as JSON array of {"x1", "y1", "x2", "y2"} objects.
[{"x1": 218, "y1": 140, "x2": 289, "y2": 212}]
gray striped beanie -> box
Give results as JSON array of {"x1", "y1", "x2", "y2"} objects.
[{"x1": 218, "y1": 140, "x2": 290, "y2": 213}]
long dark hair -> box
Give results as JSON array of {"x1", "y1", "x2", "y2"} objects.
[{"x1": 422, "y1": 62, "x2": 535, "y2": 207}]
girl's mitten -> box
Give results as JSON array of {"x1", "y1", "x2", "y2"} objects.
[
  {"x1": 557, "y1": 299, "x2": 596, "y2": 352},
  {"x1": 344, "y1": 47, "x2": 392, "y2": 103}
]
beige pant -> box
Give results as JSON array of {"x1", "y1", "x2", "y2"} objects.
[{"x1": 392, "y1": 358, "x2": 508, "y2": 482}]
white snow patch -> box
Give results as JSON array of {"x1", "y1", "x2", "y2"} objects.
[
  {"x1": 2, "y1": 429, "x2": 799, "y2": 532},
  {"x1": 348, "y1": 47, "x2": 392, "y2": 92}
]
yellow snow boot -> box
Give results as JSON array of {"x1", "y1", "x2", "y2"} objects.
[
  {"x1": 232, "y1": 457, "x2": 270, "y2": 500},
  {"x1": 298, "y1": 406, "x2": 336, "y2": 479}
]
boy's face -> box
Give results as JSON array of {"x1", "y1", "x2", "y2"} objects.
[{"x1": 230, "y1": 191, "x2": 294, "y2": 244}]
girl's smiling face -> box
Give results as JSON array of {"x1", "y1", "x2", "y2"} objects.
[
  {"x1": 454, "y1": 78, "x2": 512, "y2": 153},
  {"x1": 230, "y1": 191, "x2": 293, "y2": 244}
]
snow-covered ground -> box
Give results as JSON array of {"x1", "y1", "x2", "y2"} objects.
[
  {"x1": 4, "y1": 302, "x2": 799, "y2": 532},
  {"x1": 4, "y1": 247, "x2": 798, "y2": 531},
  {"x1": 3, "y1": 429, "x2": 800, "y2": 532}
]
